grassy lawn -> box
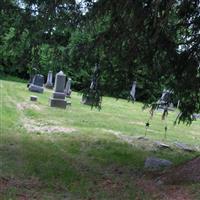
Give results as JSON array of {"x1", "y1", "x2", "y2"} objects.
[{"x1": 0, "y1": 77, "x2": 200, "y2": 199}]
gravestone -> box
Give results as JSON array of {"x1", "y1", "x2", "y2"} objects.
[
  {"x1": 157, "y1": 89, "x2": 174, "y2": 110},
  {"x1": 192, "y1": 113, "x2": 200, "y2": 120},
  {"x1": 174, "y1": 142, "x2": 194, "y2": 152},
  {"x1": 154, "y1": 141, "x2": 171, "y2": 149},
  {"x1": 29, "y1": 74, "x2": 44, "y2": 93},
  {"x1": 64, "y1": 78, "x2": 72, "y2": 97},
  {"x1": 50, "y1": 71, "x2": 67, "y2": 109},
  {"x1": 130, "y1": 81, "x2": 136, "y2": 101},
  {"x1": 82, "y1": 64, "x2": 99, "y2": 105},
  {"x1": 30, "y1": 95, "x2": 38, "y2": 101},
  {"x1": 81, "y1": 79, "x2": 95, "y2": 105},
  {"x1": 45, "y1": 71, "x2": 53, "y2": 89},
  {"x1": 144, "y1": 157, "x2": 172, "y2": 171},
  {"x1": 27, "y1": 67, "x2": 37, "y2": 88}
]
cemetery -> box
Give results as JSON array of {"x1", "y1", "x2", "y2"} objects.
[
  {"x1": 0, "y1": 75, "x2": 199, "y2": 200},
  {"x1": 1, "y1": 0, "x2": 200, "y2": 199}
]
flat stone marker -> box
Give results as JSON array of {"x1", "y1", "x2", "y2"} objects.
[
  {"x1": 29, "y1": 74, "x2": 44, "y2": 93},
  {"x1": 154, "y1": 141, "x2": 171, "y2": 149},
  {"x1": 64, "y1": 78, "x2": 72, "y2": 97},
  {"x1": 45, "y1": 71, "x2": 53, "y2": 89},
  {"x1": 30, "y1": 95, "x2": 38, "y2": 101},
  {"x1": 137, "y1": 136, "x2": 149, "y2": 140},
  {"x1": 174, "y1": 142, "x2": 194, "y2": 152},
  {"x1": 144, "y1": 157, "x2": 172, "y2": 171},
  {"x1": 50, "y1": 71, "x2": 67, "y2": 109}
]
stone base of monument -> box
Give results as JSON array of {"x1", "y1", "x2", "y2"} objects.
[
  {"x1": 52, "y1": 92, "x2": 65, "y2": 99},
  {"x1": 29, "y1": 84, "x2": 44, "y2": 93},
  {"x1": 50, "y1": 98, "x2": 67, "y2": 109}
]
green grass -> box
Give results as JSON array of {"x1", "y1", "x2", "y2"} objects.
[{"x1": 0, "y1": 77, "x2": 200, "y2": 200}]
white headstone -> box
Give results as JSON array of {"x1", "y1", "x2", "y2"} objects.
[{"x1": 130, "y1": 81, "x2": 136, "y2": 100}]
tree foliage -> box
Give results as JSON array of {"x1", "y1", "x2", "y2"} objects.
[{"x1": 0, "y1": 0, "x2": 199, "y2": 123}]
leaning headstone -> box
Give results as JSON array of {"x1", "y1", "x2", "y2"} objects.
[
  {"x1": 29, "y1": 74, "x2": 44, "y2": 93},
  {"x1": 45, "y1": 71, "x2": 53, "y2": 89},
  {"x1": 50, "y1": 71, "x2": 67, "y2": 109},
  {"x1": 174, "y1": 142, "x2": 195, "y2": 152},
  {"x1": 144, "y1": 157, "x2": 172, "y2": 171},
  {"x1": 130, "y1": 81, "x2": 136, "y2": 101},
  {"x1": 82, "y1": 64, "x2": 99, "y2": 105},
  {"x1": 64, "y1": 78, "x2": 72, "y2": 97},
  {"x1": 27, "y1": 67, "x2": 37, "y2": 88},
  {"x1": 30, "y1": 95, "x2": 38, "y2": 102}
]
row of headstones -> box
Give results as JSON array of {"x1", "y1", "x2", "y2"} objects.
[
  {"x1": 28, "y1": 71, "x2": 72, "y2": 109},
  {"x1": 28, "y1": 71, "x2": 176, "y2": 111},
  {"x1": 28, "y1": 71, "x2": 71, "y2": 96}
]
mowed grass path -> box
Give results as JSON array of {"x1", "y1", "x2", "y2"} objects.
[{"x1": 0, "y1": 77, "x2": 200, "y2": 199}]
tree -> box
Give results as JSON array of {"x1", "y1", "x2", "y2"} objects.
[{"x1": 71, "y1": 0, "x2": 200, "y2": 123}]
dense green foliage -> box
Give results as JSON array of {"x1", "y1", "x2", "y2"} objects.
[{"x1": 0, "y1": 0, "x2": 200, "y2": 122}]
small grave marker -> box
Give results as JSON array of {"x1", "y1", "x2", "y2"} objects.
[{"x1": 30, "y1": 95, "x2": 38, "y2": 101}]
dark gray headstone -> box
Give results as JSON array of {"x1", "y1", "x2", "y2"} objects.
[
  {"x1": 29, "y1": 74, "x2": 44, "y2": 93},
  {"x1": 144, "y1": 157, "x2": 172, "y2": 171},
  {"x1": 50, "y1": 71, "x2": 67, "y2": 109},
  {"x1": 33, "y1": 74, "x2": 44, "y2": 87},
  {"x1": 54, "y1": 71, "x2": 66, "y2": 93}
]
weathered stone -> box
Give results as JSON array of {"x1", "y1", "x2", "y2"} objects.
[
  {"x1": 174, "y1": 142, "x2": 195, "y2": 152},
  {"x1": 81, "y1": 94, "x2": 94, "y2": 105},
  {"x1": 144, "y1": 157, "x2": 172, "y2": 171},
  {"x1": 50, "y1": 98, "x2": 67, "y2": 109},
  {"x1": 54, "y1": 71, "x2": 66, "y2": 92},
  {"x1": 29, "y1": 85, "x2": 44, "y2": 93},
  {"x1": 30, "y1": 95, "x2": 38, "y2": 101},
  {"x1": 52, "y1": 92, "x2": 65, "y2": 99},
  {"x1": 154, "y1": 141, "x2": 171, "y2": 149},
  {"x1": 50, "y1": 71, "x2": 67, "y2": 109},
  {"x1": 130, "y1": 81, "x2": 136, "y2": 101},
  {"x1": 192, "y1": 113, "x2": 200, "y2": 120},
  {"x1": 137, "y1": 136, "x2": 149, "y2": 140},
  {"x1": 64, "y1": 78, "x2": 72, "y2": 97},
  {"x1": 29, "y1": 74, "x2": 44, "y2": 93},
  {"x1": 45, "y1": 71, "x2": 53, "y2": 89}
]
